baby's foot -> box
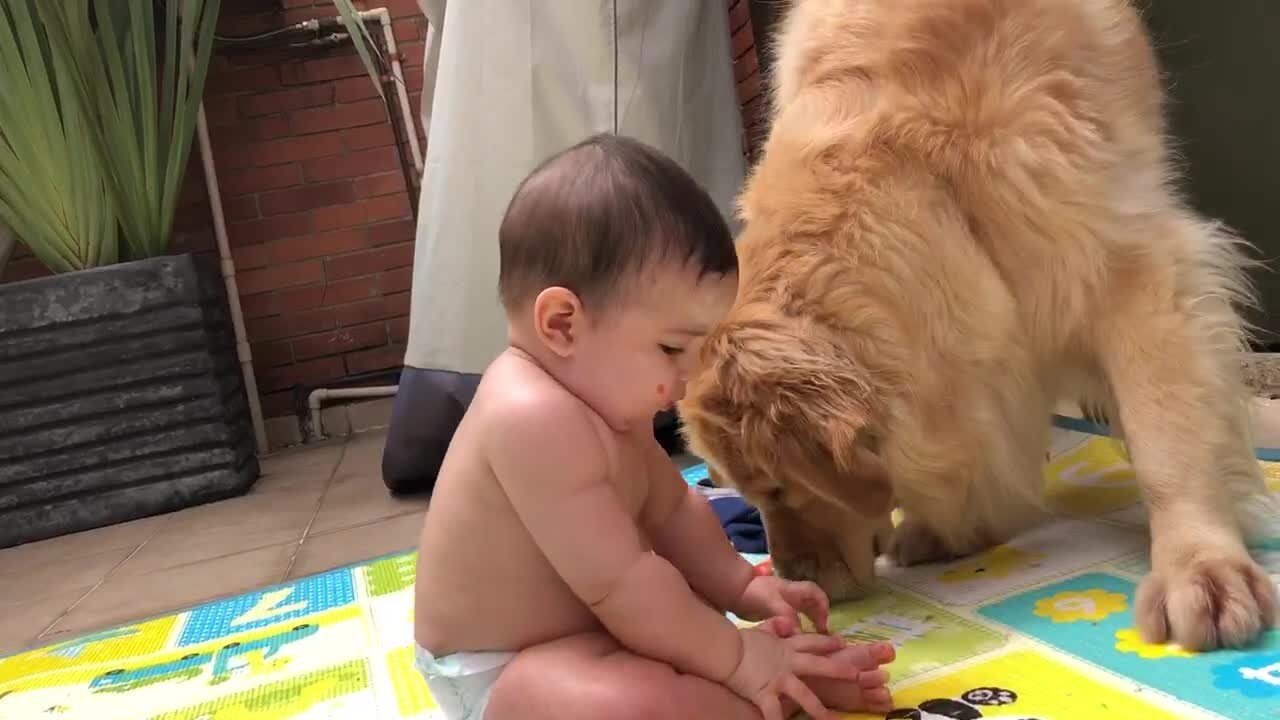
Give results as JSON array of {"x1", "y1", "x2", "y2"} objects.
[{"x1": 803, "y1": 642, "x2": 895, "y2": 714}]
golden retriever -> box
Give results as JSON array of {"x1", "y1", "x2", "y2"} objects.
[{"x1": 678, "y1": 0, "x2": 1277, "y2": 649}]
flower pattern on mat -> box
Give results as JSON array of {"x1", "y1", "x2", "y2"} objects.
[
  {"x1": 1211, "y1": 654, "x2": 1280, "y2": 698},
  {"x1": 939, "y1": 546, "x2": 1044, "y2": 583},
  {"x1": 1032, "y1": 589, "x2": 1127, "y2": 623},
  {"x1": 1113, "y1": 628, "x2": 1197, "y2": 659}
]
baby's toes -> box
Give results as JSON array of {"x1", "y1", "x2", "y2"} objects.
[
  {"x1": 835, "y1": 641, "x2": 896, "y2": 671},
  {"x1": 858, "y1": 668, "x2": 890, "y2": 689}
]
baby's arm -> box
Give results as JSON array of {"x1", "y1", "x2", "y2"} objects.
[
  {"x1": 642, "y1": 445, "x2": 755, "y2": 614},
  {"x1": 489, "y1": 393, "x2": 743, "y2": 684}
]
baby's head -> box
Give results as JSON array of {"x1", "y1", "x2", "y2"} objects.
[{"x1": 499, "y1": 134, "x2": 738, "y2": 430}]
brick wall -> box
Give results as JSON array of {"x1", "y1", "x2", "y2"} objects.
[
  {"x1": 728, "y1": 0, "x2": 769, "y2": 161},
  {"x1": 2, "y1": 0, "x2": 768, "y2": 426}
]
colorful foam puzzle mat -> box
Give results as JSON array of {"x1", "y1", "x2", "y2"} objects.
[{"x1": 2, "y1": 431, "x2": 1278, "y2": 719}]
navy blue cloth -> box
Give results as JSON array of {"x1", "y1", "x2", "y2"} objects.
[{"x1": 709, "y1": 495, "x2": 768, "y2": 554}]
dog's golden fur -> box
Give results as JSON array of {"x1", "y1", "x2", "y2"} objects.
[{"x1": 679, "y1": 0, "x2": 1277, "y2": 649}]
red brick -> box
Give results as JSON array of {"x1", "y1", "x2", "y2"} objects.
[
  {"x1": 280, "y1": 54, "x2": 369, "y2": 85},
  {"x1": 229, "y1": 212, "x2": 314, "y2": 247},
  {"x1": 392, "y1": 17, "x2": 421, "y2": 42},
  {"x1": 1, "y1": 256, "x2": 51, "y2": 283},
  {"x1": 729, "y1": 0, "x2": 750, "y2": 32},
  {"x1": 733, "y1": 46, "x2": 759, "y2": 83},
  {"x1": 206, "y1": 66, "x2": 280, "y2": 95},
  {"x1": 322, "y1": 275, "x2": 381, "y2": 306},
  {"x1": 238, "y1": 260, "x2": 324, "y2": 295},
  {"x1": 335, "y1": 291, "x2": 411, "y2": 326},
  {"x1": 731, "y1": 25, "x2": 754, "y2": 59},
  {"x1": 241, "y1": 115, "x2": 293, "y2": 141},
  {"x1": 311, "y1": 202, "x2": 369, "y2": 231},
  {"x1": 223, "y1": 195, "x2": 259, "y2": 222},
  {"x1": 247, "y1": 306, "x2": 336, "y2": 342},
  {"x1": 386, "y1": 0, "x2": 423, "y2": 18},
  {"x1": 261, "y1": 356, "x2": 346, "y2": 392},
  {"x1": 403, "y1": 65, "x2": 424, "y2": 94},
  {"x1": 205, "y1": 101, "x2": 240, "y2": 128},
  {"x1": 240, "y1": 292, "x2": 278, "y2": 320},
  {"x1": 388, "y1": 315, "x2": 410, "y2": 343},
  {"x1": 280, "y1": 0, "x2": 315, "y2": 7},
  {"x1": 268, "y1": 227, "x2": 369, "y2": 263},
  {"x1": 401, "y1": 41, "x2": 425, "y2": 69},
  {"x1": 291, "y1": 99, "x2": 387, "y2": 135},
  {"x1": 368, "y1": 217, "x2": 415, "y2": 246},
  {"x1": 325, "y1": 242, "x2": 415, "y2": 280},
  {"x1": 232, "y1": 243, "x2": 270, "y2": 271},
  {"x1": 276, "y1": 284, "x2": 327, "y2": 313},
  {"x1": 259, "y1": 180, "x2": 356, "y2": 216},
  {"x1": 281, "y1": 6, "x2": 338, "y2": 24},
  {"x1": 737, "y1": 70, "x2": 763, "y2": 105},
  {"x1": 221, "y1": 163, "x2": 303, "y2": 197},
  {"x1": 342, "y1": 125, "x2": 394, "y2": 151},
  {"x1": 293, "y1": 323, "x2": 388, "y2": 361},
  {"x1": 302, "y1": 146, "x2": 399, "y2": 182},
  {"x1": 252, "y1": 339, "x2": 294, "y2": 368},
  {"x1": 345, "y1": 344, "x2": 406, "y2": 375},
  {"x1": 334, "y1": 76, "x2": 382, "y2": 104},
  {"x1": 248, "y1": 132, "x2": 345, "y2": 167},
  {"x1": 259, "y1": 390, "x2": 293, "y2": 418},
  {"x1": 378, "y1": 266, "x2": 412, "y2": 294},
  {"x1": 240, "y1": 85, "x2": 334, "y2": 117},
  {"x1": 354, "y1": 171, "x2": 407, "y2": 198},
  {"x1": 364, "y1": 194, "x2": 412, "y2": 223}
]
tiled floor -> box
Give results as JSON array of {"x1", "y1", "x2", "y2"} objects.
[{"x1": 0, "y1": 428, "x2": 428, "y2": 656}]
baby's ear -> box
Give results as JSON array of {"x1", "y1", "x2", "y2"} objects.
[{"x1": 532, "y1": 286, "x2": 585, "y2": 357}]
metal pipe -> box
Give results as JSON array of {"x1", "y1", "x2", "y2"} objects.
[
  {"x1": 197, "y1": 103, "x2": 270, "y2": 456},
  {"x1": 358, "y1": 8, "x2": 425, "y2": 178},
  {"x1": 308, "y1": 385, "x2": 399, "y2": 440}
]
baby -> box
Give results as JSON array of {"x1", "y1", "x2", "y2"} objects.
[{"x1": 413, "y1": 134, "x2": 895, "y2": 720}]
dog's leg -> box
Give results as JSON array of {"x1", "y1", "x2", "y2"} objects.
[
  {"x1": 888, "y1": 386, "x2": 1052, "y2": 568},
  {"x1": 1094, "y1": 218, "x2": 1276, "y2": 650}
]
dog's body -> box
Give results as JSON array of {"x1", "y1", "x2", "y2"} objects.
[{"x1": 679, "y1": 0, "x2": 1277, "y2": 649}]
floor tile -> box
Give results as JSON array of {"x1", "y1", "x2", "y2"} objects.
[
  {"x1": 309, "y1": 465, "x2": 428, "y2": 534},
  {"x1": 0, "y1": 515, "x2": 161, "y2": 576},
  {"x1": 114, "y1": 490, "x2": 319, "y2": 576},
  {"x1": 0, "y1": 585, "x2": 94, "y2": 657},
  {"x1": 253, "y1": 439, "x2": 346, "y2": 495},
  {"x1": 43, "y1": 542, "x2": 296, "y2": 639},
  {"x1": 289, "y1": 511, "x2": 424, "y2": 579},
  {"x1": 0, "y1": 546, "x2": 135, "y2": 606}
]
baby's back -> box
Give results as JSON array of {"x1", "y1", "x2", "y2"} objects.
[{"x1": 414, "y1": 352, "x2": 649, "y2": 655}]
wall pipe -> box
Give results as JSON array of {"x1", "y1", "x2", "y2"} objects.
[{"x1": 196, "y1": 104, "x2": 270, "y2": 456}]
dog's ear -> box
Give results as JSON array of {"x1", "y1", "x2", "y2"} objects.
[{"x1": 715, "y1": 313, "x2": 895, "y2": 518}]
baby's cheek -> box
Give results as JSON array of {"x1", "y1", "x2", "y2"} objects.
[{"x1": 656, "y1": 383, "x2": 666, "y2": 397}]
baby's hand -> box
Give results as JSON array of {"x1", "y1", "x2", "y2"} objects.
[
  {"x1": 736, "y1": 575, "x2": 831, "y2": 634},
  {"x1": 725, "y1": 628, "x2": 855, "y2": 720}
]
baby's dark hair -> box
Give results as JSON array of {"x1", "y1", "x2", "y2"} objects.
[{"x1": 498, "y1": 133, "x2": 737, "y2": 311}]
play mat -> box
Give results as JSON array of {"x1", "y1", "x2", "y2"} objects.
[{"x1": 1, "y1": 430, "x2": 1278, "y2": 719}]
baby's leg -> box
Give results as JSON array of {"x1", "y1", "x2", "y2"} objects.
[{"x1": 484, "y1": 632, "x2": 894, "y2": 720}]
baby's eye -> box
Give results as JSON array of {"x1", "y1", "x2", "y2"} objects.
[{"x1": 659, "y1": 344, "x2": 684, "y2": 356}]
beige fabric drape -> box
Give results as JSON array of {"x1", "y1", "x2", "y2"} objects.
[{"x1": 406, "y1": 0, "x2": 746, "y2": 374}]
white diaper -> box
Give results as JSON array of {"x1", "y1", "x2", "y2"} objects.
[{"x1": 414, "y1": 645, "x2": 517, "y2": 720}]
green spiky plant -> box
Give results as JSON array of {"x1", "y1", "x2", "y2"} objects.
[{"x1": 0, "y1": 0, "x2": 385, "y2": 275}]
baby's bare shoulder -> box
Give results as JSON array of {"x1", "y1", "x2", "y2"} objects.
[{"x1": 476, "y1": 357, "x2": 610, "y2": 485}]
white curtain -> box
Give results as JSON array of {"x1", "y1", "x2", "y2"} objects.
[{"x1": 406, "y1": 0, "x2": 747, "y2": 374}]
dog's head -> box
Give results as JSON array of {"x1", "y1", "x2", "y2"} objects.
[{"x1": 679, "y1": 304, "x2": 894, "y2": 596}]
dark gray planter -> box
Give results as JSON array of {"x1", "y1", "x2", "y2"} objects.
[{"x1": 0, "y1": 253, "x2": 259, "y2": 548}]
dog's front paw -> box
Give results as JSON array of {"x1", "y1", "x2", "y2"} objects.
[
  {"x1": 1137, "y1": 548, "x2": 1277, "y2": 650},
  {"x1": 889, "y1": 519, "x2": 960, "y2": 567},
  {"x1": 773, "y1": 548, "x2": 874, "y2": 602}
]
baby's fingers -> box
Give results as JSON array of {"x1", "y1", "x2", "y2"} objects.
[
  {"x1": 785, "y1": 632, "x2": 846, "y2": 655},
  {"x1": 788, "y1": 650, "x2": 862, "y2": 681},
  {"x1": 755, "y1": 691, "x2": 785, "y2": 720},
  {"x1": 781, "y1": 674, "x2": 832, "y2": 720},
  {"x1": 783, "y1": 581, "x2": 830, "y2": 633}
]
